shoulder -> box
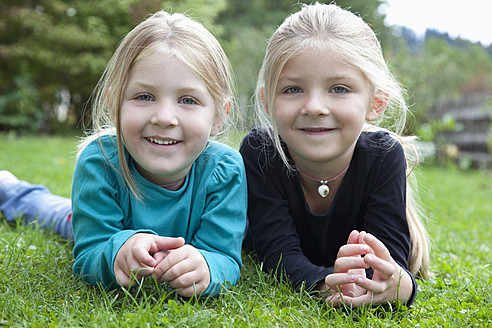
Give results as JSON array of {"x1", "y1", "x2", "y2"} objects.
[
  {"x1": 239, "y1": 128, "x2": 281, "y2": 168},
  {"x1": 75, "y1": 134, "x2": 122, "y2": 177},
  {"x1": 356, "y1": 131, "x2": 404, "y2": 158},
  {"x1": 78, "y1": 134, "x2": 119, "y2": 162},
  {"x1": 240, "y1": 127, "x2": 274, "y2": 152},
  {"x1": 196, "y1": 141, "x2": 245, "y2": 181},
  {"x1": 200, "y1": 140, "x2": 243, "y2": 165},
  {"x1": 354, "y1": 131, "x2": 406, "y2": 178},
  {"x1": 72, "y1": 135, "x2": 125, "y2": 198}
]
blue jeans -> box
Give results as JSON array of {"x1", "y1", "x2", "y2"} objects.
[{"x1": 0, "y1": 180, "x2": 73, "y2": 241}]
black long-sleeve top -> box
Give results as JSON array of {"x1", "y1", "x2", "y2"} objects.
[{"x1": 240, "y1": 129, "x2": 417, "y2": 304}]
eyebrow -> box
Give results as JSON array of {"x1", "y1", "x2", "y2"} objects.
[
  {"x1": 278, "y1": 74, "x2": 361, "y2": 85},
  {"x1": 128, "y1": 80, "x2": 209, "y2": 94}
]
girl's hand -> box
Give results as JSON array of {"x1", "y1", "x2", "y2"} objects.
[
  {"x1": 329, "y1": 232, "x2": 414, "y2": 307},
  {"x1": 153, "y1": 244, "x2": 211, "y2": 297},
  {"x1": 323, "y1": 230, "x2": 370, "y2": 304},
  {"x1": 114, "y1": 233, "x2": 185, "y2": 288}
]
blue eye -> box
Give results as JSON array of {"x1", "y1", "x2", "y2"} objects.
[
  {"x1": 285, "y1": 86, "x2": 302, "y2": 94},
  {"x1": 137, "y1": 94, "x2": 154, "y2": 101},
  {"x1": 332, "y1": 86, "x2": 348, "y2": 94},
  {"x1": 179, "y1": 97, "x2": 198, "y2": 105}
]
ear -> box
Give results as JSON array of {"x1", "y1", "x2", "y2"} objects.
[
  {"x1": 366, "y1": 91, "x2": 388, "y2": 121},
  {"x1": 260, "y1": 88, "x2": 269, "y2": 115},
  {"x1": 224, "y1": 101, "x2": 231, "y2": 115}
]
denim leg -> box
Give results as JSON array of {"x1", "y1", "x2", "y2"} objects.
[{"x1": 0, "y1": 180, "x2": 73, "y2": 241}]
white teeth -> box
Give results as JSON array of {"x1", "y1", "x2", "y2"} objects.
[{"x1": 147, "y1": 137, "x2": 178, "y2": 145}]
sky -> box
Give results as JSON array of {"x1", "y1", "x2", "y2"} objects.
[{"x1": 381, "y1": 0, "x2": 492, "y2": 46}]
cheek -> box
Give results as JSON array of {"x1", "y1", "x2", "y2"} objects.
[
  {"x1": 273, "y1": 114, "x2": 287, "y2": 134},
  {"x1": 119, "y1": 112, "x2": 133, "y2": 136},
  {"x1": 210, "y1": 107, "x2": 223, "y2": 136},
  {"x1": 186, "y1": 112, "x2": 217, "y2": 139},
  {"x1": 340, "y1": 102, "x2": 370, "y2": 124},
  {"x1": 119, "y1": 107, "x2": 142, "y2": 140},
  {"x1": 272, "y1": 105, "x2": 292, "y2": 126}
]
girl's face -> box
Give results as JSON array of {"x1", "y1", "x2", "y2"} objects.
[
  {"x1": 120, "y1": 52, "x2": 221, "y2": 185},
  {"x1": 272, "y1": 48, "x2": 382, "y2": 171}
]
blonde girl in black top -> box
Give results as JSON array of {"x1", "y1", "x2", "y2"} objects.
[{"x1": 240, "y1": 3, "x2": 429, "y2": 307}]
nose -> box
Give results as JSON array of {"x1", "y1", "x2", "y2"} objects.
[
  {"x1": 301, "y1": 90, "x2": 330, "y2": 116},
  {"x1": 150, "y1": 101, "x2": 179, "y2": 127}
]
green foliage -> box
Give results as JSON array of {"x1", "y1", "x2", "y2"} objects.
[
  {"x1": 0, "y1": 68, "x2": 42, "y2": 133},
  {"x1": 416, "y1": 114, "x2": 457, "y2": 143},
  {"x1": 168, "y1": 0, "x2": 227, "y2": 36},
  {"x1": 1, "y1": 135, "x2": 491, "y2": 326},
  {"x1": 387, "y1": 35, "x2": 492, "y2": 134},
  {"x1": 0, "y1": 0, "x2": 226, "y2": 135},
  {"x1": 0, "y1": 0, "x2": 389, "y2": 134},
  {"x1": 0, "y1": 0, "x2": 134, "y2": 133},
  {"x1": 2, "y1": 0, "x2": 492, "y2": 146}
]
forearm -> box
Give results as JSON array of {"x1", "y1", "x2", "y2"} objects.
[
  {"x1": 398, "y1": 266, "x2": 417, "y2": 306},
  {"x1": 72, "y1": 229, "x2": 146, "y2": 288},
  {"x1": 73, "y1": 248, "x2": 117, "y2": 288},
  {"x1": 198, "y1": 249, "x2": 241, "y2": 297}
]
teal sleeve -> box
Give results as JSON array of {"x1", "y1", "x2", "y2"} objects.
[
  {"x1": 192, "y1": 151, "x2": 247, "y2": 296},
  {"x1": 71, "y1": 140, "x2": 153, "y2": 288}
]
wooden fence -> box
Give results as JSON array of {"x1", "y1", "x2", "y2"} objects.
[{"x1": 432, "y1": 93, "x2": 492, "y2": 168}]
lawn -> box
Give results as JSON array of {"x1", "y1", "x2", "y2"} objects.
[{"x1": 0, "y1": 134, "x2": 491, "y2": 327}]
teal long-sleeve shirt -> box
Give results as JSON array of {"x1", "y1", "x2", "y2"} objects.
[{"x1": 71, "y1": 135, "x2": 247, "y2": 296}]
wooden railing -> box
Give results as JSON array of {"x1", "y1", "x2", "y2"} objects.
[{"x1": 432, "y1": 94, "x2": 492, "y2": 168}]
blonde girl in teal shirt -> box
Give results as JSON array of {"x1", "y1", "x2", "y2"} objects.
[
  {"x1": 0, "y1": 10, "x2": 247, "y2": 297},
  {"x1": 70, "y1": 10, "x2": 247, "y2": 297}
]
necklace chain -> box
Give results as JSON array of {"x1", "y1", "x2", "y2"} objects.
[
  {"x1": 296, "y1": 163, "x2": 350, "y2": 197},
  {"x1": 295, "y1": 164, "x2": 350, "y2": 184}
]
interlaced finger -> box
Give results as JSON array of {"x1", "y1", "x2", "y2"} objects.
[{"x1": 334, "y1": 256, "x2": 369, "y2": 273}]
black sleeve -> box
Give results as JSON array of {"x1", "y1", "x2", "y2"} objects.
[
  {"x1": 361, "y1": 135, "x2": 417, "y2": 305},
  {"x1": 240, "y1": 131, "x2": 332, "y2": 289},
  {"x1": 363, "y1": 138, "x2": 410, "y2": 269}
]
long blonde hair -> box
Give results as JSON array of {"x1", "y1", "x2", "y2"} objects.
[
  {"x1": 254, "y1": 3, "x2": 430, "y2": 278},
  {"x1": 77, "y1": 10, "x2": 235, "y2": 200}
]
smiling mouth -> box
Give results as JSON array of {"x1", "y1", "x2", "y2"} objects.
[
  {"x1": 302, "y1": 128, "x2": 334, "y2": 132},
  {"x1": 146, "y1": 137, "x2": 180, "y2": 145}
]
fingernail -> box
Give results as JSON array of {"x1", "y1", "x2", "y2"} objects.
[{"x1": 365, "y1": 234, "x2": 373, "y2": 242}]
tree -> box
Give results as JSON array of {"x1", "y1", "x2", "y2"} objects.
[
  {"x1": 0, "y1": 0, "x2": 136, "y2": 132},
  {"x1": 0, "y1": 0, "x2": 226, "y2": 134}
]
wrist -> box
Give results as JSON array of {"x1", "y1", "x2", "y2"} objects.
[{"x1": 396, "y1": 268, "x2": 414, "y2": 303}]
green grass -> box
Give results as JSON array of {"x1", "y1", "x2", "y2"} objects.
[{"x1": 1, "y1": 134, "x2": 491, "y2": 327}]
